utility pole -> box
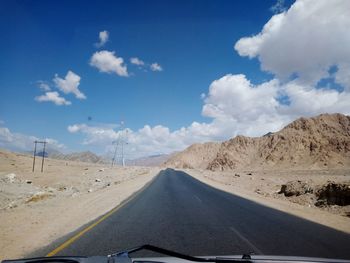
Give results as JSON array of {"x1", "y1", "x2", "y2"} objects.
[
  {"x1": 32, "y1": 141, "x2": 37, "y2": 172},
  {"x1": 32, "y1": 140, "x2": 47, "y2": 173},
  {"x1": 41, "y1": 141, "x2": 47, "y2": 172}
]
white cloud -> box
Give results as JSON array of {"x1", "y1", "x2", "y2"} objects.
[
  {"x1": 67, "y1": 123, "x2": 182, "y2": 158},
  {"x1": 95, "y1": 30, "x2": 109, "y2": 48},
  {"x1": 35, "y1": 91, "x2": 71, "y2": 106},
  {"x1": 130, "y1": 57, "x2": 145, "y2": 66},
  {"x1": 130, "y1": 58, "x2": 164, "y2": 73},
  {"x1": 335, "y1": 63, "x2": 350, "y2": 91},
  {"x1": 203, "y1": 74, "x2": 279, "y2": 121},
  {"x1": 150, "y1": 63, "x2": 163, "y2": 72},
  {"x1": 38, "y1": 81, "x2": 50, "y2": 91},
  {"x1": 280, "y1": 81, "x2": 350, "y2": 117},
  {"x1": 66, "y1": 72, "x2": 350, "y2": 158},
  {"x1": 53, "y1": 71, "x2": 86, "y2": 99},
  {"x1": 202, "y1": 74, "x2": 350, "y2": 136},
  {"x1": 234, "y1": 0, "x2": 350, "y2": 85},
  {"x1": 0, "y1": 126, "x2": 65, "y2": 152},
  {"x1": 65, "y1": 73, "x2": 285, "y2": 158},
  {"x1": 270, "y1": 0, "x2": 286, "y2": 14},
  {"x1": 67, "y1": 123, "x2": 120, "y2": 146},
  {"x1": 90, "y1": 50, "x2": 128, "y2": 77},
  {"x1": 202, "y1": 74, "x2": 289, "y2": 136}
]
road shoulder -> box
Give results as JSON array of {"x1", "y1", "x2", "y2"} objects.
[{"x1": 0, "y1": 164, "x2": 159, "y2": 260}]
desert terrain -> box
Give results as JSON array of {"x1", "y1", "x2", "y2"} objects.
[
  {"x1": 0, "y1": 149, "x2": 159, "y2": 259},
  {"x1": 1, "y1": 114, "x2": 350, "y2": 259}
]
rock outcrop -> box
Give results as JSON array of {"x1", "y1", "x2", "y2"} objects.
[{"x1": 165, "y1": 113, "x2": 350, "y2": 170}]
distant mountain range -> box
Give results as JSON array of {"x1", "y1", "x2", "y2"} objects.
[
  {"x1": 27, "y1": 149, "x2": 107, "y2": 164},
  {"x1": 164, "y1": 113, "x2": 350, "y2": 170},
  {"x1": 126, "y1": 153, "x2": 175, "y2": 167},
  {"x1": 29, "y1": 148, "x2": 172, "y2": 166},
  {"x1": 49, "y1": 150, "x2": 106, "y2": 164}
]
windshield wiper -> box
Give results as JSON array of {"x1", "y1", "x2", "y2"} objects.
[
  {"x1": 111, "y1": 244, "x2": 252, "y2": 262},
  {"x1": 3, "y1": 245, "x2": 350, "y2": 263},
  {"x1": 2, "y1": 256, "x2": 93, "y2": 263},
  {"x1": 1, "y1": 245, "x2": 250, "y2": 263}
]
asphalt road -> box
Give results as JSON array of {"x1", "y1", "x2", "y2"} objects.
[{"x1": 40, "y1": 169, "x2": 350, "y2": 259}]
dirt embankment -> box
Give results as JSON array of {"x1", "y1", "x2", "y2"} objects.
[{"x1": 0, "y1": 149, "x2": 159, "y2": 260}]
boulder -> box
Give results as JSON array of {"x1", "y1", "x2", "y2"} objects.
[
  {"x1": 279, "y1": 180, "x2": 313, "y2": 197},
  {"x1": 5, "y1": 173, "x2": 17, "y2": 183}
]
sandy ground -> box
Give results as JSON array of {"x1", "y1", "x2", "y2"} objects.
[
  {"x1": 0, "y1": 150, "x2": 159, "y2": 260},
  {"x1": 183, "y1": 168, "x2": 350, "y2": 234}
]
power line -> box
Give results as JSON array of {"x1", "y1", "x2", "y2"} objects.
[
  {"x1": 111, "y1": 140, "x2": 119, "y2": 167},
  {"x1": 111, "y1": 120, "x2": 128, "y2": 167}
]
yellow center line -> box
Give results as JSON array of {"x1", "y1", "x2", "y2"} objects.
[
  {"x1": 46, "y1": 174, "x2": 159, "y2": 257},
  {"x1": 46, "y1": 202, "x2": 126, "y2": 256}
]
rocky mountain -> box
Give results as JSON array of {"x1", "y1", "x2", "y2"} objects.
[
  {"x1": 49, "y1": 150, "x2": 106, "y2": 164},
  {"x1": 165, "y1": 113, "x2": 350, "y2": 170},
  {"x1": 164, "y1": 142, "x2": 221, "y2": 169},
  {"x1": 29, "y1": 149, "x2": 107, "y2": 164}
]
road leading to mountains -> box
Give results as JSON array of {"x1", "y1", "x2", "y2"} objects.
[{"x1": 40, "y1": 169, "x2": 350, "y2": 259}]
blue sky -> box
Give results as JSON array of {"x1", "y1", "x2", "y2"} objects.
[{"x1": 1, "y1": 0, "x2": 349, "y2": 157}]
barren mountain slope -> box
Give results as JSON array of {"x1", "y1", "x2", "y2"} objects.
[
  {"x1": 165, "y1": 113, "x2": 350, "y2": 170},
  {"x1": 207, "y1": 135, "x2": 263, "y2": 170},
  {"x1": 164, "y1": 142, "x2": 221, "y2": 169}
]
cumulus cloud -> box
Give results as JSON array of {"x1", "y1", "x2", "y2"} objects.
[
  {"x1": 67, "y1": 122, "x2": 211, "y2": 158},
  {"x1": 90, "y1": 50, "x2": 128, "y2": 77},
  {"x1": 53, "y1": 71, "x2": 86, "y2": 99},
  {"x1": 67, "y1": 71, "x2": 350, "y2": 158},
  {"x1": 234, "y1": 0, "x2": 350, "y2": 86},
  {"x1": 279, "y1": 81, "x2": 350, "y2": 117},
  {"x1": 37, "y1": 81, "x2": 50, "y2": 91},
  {"x1": 202, "y1": 74, "x2": 350, "y2": 135},
  {"x1": 202, "y1": 74, "x2": 289, "y2": 136},
  {"x1": 0, "y1": 126, "x2": 65, "y2": 152},
  {"x1": 203, "y1": 75, "x2": 279, "y2": 121},
  {"x1": 35, "y1": 91, "x2": 71, "y2": 106},
  {"x1": 130, "y1": 58, "x2": 163, "y2": 73},
  {"x1": 65, "y1": 76, "x2": 286, "y2": 157},
  {"x1": 130, "y1": 57, "x2": 145, "y2": 66},
  {"x1": 95, "y1": 30, "x2": 109, "y2": 48},
  {"x1": 150, "y1": 63, "x2": 163, "y2": 72}
]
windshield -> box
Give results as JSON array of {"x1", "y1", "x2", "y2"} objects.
[{"x1": 1, "y1": 0, "x2": 350, "y2": 261}]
